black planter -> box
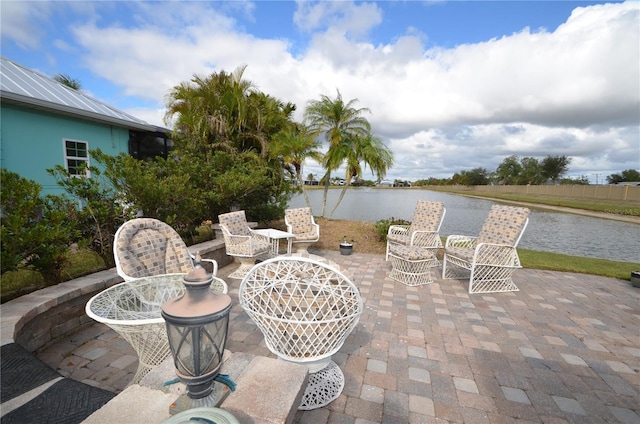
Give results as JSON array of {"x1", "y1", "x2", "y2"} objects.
[
  {"x1": 340, "y1": 243, "x2": 353, "y2": 255},
  {"x1": 631, "y1": 271, "x2": 640, "y2": 288}
]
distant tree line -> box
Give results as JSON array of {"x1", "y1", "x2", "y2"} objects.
[
  {"x1": 606, "y1": 169, "x2": 640, "y2": 184},
  {"x1": 414, "y1": 155, "x2": 578, "y2": 186}
]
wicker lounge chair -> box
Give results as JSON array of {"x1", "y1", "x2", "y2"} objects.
[
  {"x1": 218, "y1": 210, "x2": 270, "y2": 279},
  {"x1": 284, "y1": 207, "x2": 320, "y2": 253},
  {"x1": 442, "y1": 205, "x2": 530, "y2": 294},
  {"x1": 386, "y1": 200, "x2": 446, "y2": 261}
]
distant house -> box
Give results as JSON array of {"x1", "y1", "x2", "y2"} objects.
[
  {"x1": 377, "y1": 180, "x2": 393, "y2": 187},
  {"x1": 0, "y1": 56, "x2": 170, "y2": 195}
]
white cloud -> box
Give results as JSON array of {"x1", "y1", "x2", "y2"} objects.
[
  {"x1": 0, "y1": 1, "x2": 51, "y2": 49},
  {"x1": 4, "y1": 0, "x2": 637, "y2": 183}
]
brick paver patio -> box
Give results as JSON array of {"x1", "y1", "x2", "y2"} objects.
[{"x1": 38, "y1": 250, "x2": 640, "y2": 423}]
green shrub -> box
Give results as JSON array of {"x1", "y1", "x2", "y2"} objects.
[
  {"x1": 373, "y1": 217, "x2": 411, "y2": 242},
  {"x1": 1, "y1": 169, "x2": 79, "y2": 284},
  {"x1": 48, "y1": 160, "x2": 135, "y2": 268}
]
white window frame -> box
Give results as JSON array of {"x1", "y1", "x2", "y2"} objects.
[{"x1": 63, "y1": 139, "x2": 91, "y2": 177}]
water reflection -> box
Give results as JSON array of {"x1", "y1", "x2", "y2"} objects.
[{"x1": 288, "y1": 188, "x2": 640, "y2": 263}]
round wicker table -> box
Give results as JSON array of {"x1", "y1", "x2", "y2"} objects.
[{"x1": 86, "y1": 273, "x2": 228, "y2": 383}]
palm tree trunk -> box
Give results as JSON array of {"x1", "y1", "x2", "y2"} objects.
[
  {"x1": 321, "y1": 170, "x2": 331, "y2": 217},
  {"x1": 328, "y1": 175, "x2": 351, "y2": 218},
  {"x1": 297, "y1": 173, "x2": 313, "y2": 209}
]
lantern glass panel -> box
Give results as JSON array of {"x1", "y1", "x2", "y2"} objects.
[{"x1": 166, "y1": 316, "x2": 229, "y2": 377}]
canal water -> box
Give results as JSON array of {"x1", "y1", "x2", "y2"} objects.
[{"x1": 288, "y1": 188, "x2": 640, "y2": 263}]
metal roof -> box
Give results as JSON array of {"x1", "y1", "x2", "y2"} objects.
[{"x1": 0, "y1": 56, "x2": 160, "y2": 132}]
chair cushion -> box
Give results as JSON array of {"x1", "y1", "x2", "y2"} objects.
[
  {"x1": 387, "y1": 233, "x2": 410, "y2": 245},
  {"x1": 235, "y1": 238, "x2": 271, "y2": 255},
  {"x1": 410, "y1": 201, "x2": 445, "y2": 233},
  {"x1": 293, "y1": 230, "x2": 318, "y2": 241},
  {"x1": 116, "y1": 219, "x2": 192, "y2": 279},
  {"x1": 285, "y1": 208, "x2": 316, "y2": 235},
  {"x1": 445, "y1": 247, "x2": 474, "y2": 263},
  {"x1": 476, "y1": 205, "x2": 530, "y2": 246},
  {"x1": 389, "y1": 244, "x2": 434, "y2": 261},
  {"x1": 219, "y1": 211, "x2": 251, "y2": 236}
]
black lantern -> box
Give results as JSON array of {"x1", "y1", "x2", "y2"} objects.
[{"x1": 161, "y1": 261, "x2": 232, "y2": 406}]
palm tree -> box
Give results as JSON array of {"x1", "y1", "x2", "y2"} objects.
[
  {"x1": 53, "y1": 73, "x2": 82, "y2": 90},
  {"x1": 247, "y1": 92, "x2": 297, "y2": 158},
  {"x1": 304, "y1": 90, "x2": 374, "y2": 217},
  {"x1": 326, "y1": 134, "x2": 393, "y2": 218},
  {"x1": 270, "y1": 125, "x2": 324, "y2": 209},
  {"x1": 164, "y1": 65, "x2": 258, "y2": 156}
]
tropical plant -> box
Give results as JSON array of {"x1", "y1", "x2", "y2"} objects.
[
  {"x1": 53, "y1": 73, "x2": 82, "y2": 90},
  {"x1": 270, "y1": 125, "x2": 324, "y2": 209},
  {"x1": 304, "y1": 90, "x2": 393, "y2": 217},
  {"x1": 373, "y1": 217, "x2": 411, "y2": 242},
  {"x1": 326, "y1": 134, "x2": 393, "y2": 217},
  {"x1": 164, "y1": 66, "x2": 297, "y2": 222}
]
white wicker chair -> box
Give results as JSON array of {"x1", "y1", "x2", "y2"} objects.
[
  {"x1": 114, "y1": 218, "x2": 218, "y2": 281},
  {"x1": 442, "y1": 205, "x2": 530, "y2": 294},
  {"x1": 285, "y1": 207, "x2": 320, "y2": 253},
  {"x1": 386, "y1": 200, "x2": 446, "y2": 261},
  {"x1": 218, "y1": 211, "x2": 270, "y2": 279},
  {"x1": 239, "y1": 257, "x2": 363, "y2": 410}
]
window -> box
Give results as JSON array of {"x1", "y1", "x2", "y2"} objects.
[
  {"x1": 129, "y1": 130, "x2": 173, "y2": 160},
  {"x1": 64, "y1": 139, "x2": 90, "y2": 177}
]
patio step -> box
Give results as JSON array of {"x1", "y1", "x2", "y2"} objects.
[{"x1": 84, "y1": 351, "x2": 309, "y2": 424}]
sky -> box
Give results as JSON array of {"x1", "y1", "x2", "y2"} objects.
[{"x1": 1, "y1": 0, "x2": 638, "y2": 184}]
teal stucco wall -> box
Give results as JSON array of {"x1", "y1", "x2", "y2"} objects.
[{"x1": 1, "y1": 104, "x2": 130, "y2": 196}]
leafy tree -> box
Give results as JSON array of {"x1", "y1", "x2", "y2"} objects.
[
  {"x1": 496, "y1": 155, "x2": 522, "y2": 185},
  {"x1": 559, "y1": 175, "x2": 589, "y2": 185},
  {"x1": 466, "y1": 167, "x2": 490, "y2": 185},
  {"x1": 606, "y1": 169, "x2": 640, "y2": 184},
  {"x1": 518, "y1": 157, "x2": 543, "y2": 185},
  {"x1": 28, "y1": 195, "x2": 80, "y2": 283},
  {"x1": 450, "y1": 172, "x2": 466, "y2": 185},
  {"x1": 541, "y1": 155, "x2": 572, "y2": 183},
  {"x1": 413, "y1": 177, "x2": 450, "y2": 186},
  {"x1": 304, "y1": 90, "x2": 392, "y2": 217},
  {"x1": 90, "y1": 149, "x2": 208, "y2": 239}
]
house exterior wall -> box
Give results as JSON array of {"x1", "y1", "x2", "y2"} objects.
[{"x1": 1, "y1": 103, "x2": 131, "y2": 196}]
